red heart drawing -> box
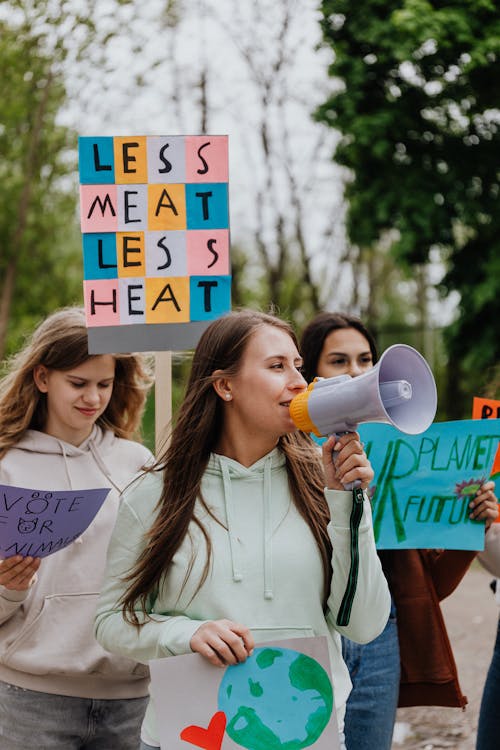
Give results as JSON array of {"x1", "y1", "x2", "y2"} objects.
[{"x1": 180, "y1": 710, "x2": 227, "y2": 750}]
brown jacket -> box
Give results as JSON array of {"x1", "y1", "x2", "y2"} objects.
[{"x1": 380, "y1": 548, "x2": 476, "y2": 708}]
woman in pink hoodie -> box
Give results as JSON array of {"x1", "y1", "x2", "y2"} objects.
[{"x1": 0, "y1": 307, "x2": 153, "y2": 750}]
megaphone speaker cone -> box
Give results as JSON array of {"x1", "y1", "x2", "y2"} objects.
[
  {"x1": 289, "y1": 343, "x2": 437, "y2": 437},
  {"x1": 378, "y1": 345, "x2": 437, "y2": 434}
]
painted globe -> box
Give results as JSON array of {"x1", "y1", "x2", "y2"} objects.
[{"x1": 217, "y1": 646, "x2": 333, "y2": 750}]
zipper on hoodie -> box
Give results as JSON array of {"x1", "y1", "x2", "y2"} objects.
[{"x1": 336, "y1": 487, "x2": 364, "y2": 626}]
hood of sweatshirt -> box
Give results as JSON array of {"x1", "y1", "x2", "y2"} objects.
[
  {"x1": 204, "y1": 447, "x2": 287, "y2": 601},
  {"x1": 5, "y1": 425, "x2": 125, "y2": 493}
]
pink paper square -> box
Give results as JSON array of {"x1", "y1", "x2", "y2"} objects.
[
  {"x1": 80, "y1": 185, "x2": 118, "y2": 233},
  {"x1": 187, "y1": 230, "x2": 230, "y2": 275},
  {"x1": 185, "y1": 136, "x2": 228, "y2": 183},
  {"x1": 83, "y1": 279, "x2": 120, "y2": 326}
]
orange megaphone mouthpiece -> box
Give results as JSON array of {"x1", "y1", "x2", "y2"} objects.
[{"x1": 289, "y1": 382, "x2": 319, "y2": 435}]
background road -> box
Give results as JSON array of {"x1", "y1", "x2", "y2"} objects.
[{"x1": 392, "y1": 562, "x2": 499, "y2": 749}]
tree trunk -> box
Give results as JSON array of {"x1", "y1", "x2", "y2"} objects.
[
  {"x1": 0, "y1": 70, "x2": 53, "y2": 358},
  {"x1": 0, "y1": 259, "x2": 17, "y2": 360}
]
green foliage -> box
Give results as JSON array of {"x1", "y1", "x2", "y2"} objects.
[
  {"x1": 0, "y1": 0, "x2": 145, "y2": 358},
  {"x1": 316, "y1": 0, "x2": 500, "y2": 415},
  {"x1": 0, "y1": 15, "x2": 82, "y2": 357},
  {"x1": 230, "y1": 243, "x2": 323, "y2": 332}
]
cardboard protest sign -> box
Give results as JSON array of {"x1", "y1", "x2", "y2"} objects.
[
  {"x1": 473, "y1": 397, "x2": 500, "y2": 422},
  {"x1": 0, "y1": 484, "x2": 110, "y2": 558},
  {"x1": 358, "y1": 419, "x2": 500, "y2": 550},
  {"x1": 472, "y1": 396, "x2": 500, "y2": 518},
  {"x1": 78, "y1": 135, "x2": 231, "y2": 353},
  {"x1": 149, "y1": 636, "x2": 339, "y2": 750},
  {"x1": 473, "y1": 397, "x2": 500, "y2": 478}
]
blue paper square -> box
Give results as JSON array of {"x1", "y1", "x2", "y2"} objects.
[
  {"x1": 82, "y1": 233, "x2": 117, "y2": 279},
  {"x1": 185, "y1": 183, "x2": 229, "y2": 229},
  {"x1": 79, "y1": 137, "x2": 115, "y2": 184},
  {"x1": 190, "y1": 276, "x2": 231, "y2": 320}
]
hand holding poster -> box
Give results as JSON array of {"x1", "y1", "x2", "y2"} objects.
[
  {"x1": 0, "y1": 484, "x2": 110, "y2": 558},
  {"x1": 358, "y1": 418, "x2": 500, "y2": 550},
  {"x1": 149, "y1": 636, "x2": 339, "y2": 750}
]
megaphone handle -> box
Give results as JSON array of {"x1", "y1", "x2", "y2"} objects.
[{"x1": 332, "y1": 432, "x2": 361, "y2": 491}]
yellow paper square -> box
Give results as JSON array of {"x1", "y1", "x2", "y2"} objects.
[
  {"x1": 148, "y1": 184, "x2": 186, "y2": 230},
  {"x1": 117, "y1": 232, "x2": 145, "y2": 277},
  {"x1": 114, "y1": 136, "x2": 148, "y2": 184},
  {"x1": 146, "y1": 277, "x2": 190, "y2": 322}
]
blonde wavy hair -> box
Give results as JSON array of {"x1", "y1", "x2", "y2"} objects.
[{"x1": 0, "y1": 307, "x2": 153, "y2": 458}]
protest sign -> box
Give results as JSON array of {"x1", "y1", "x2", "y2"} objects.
[
  {"x1": 78, "y1": 135, "x2": 231, "y2": 354},
  {"x1": 472, "y1": 396, "x2": 500, "y2": 518},
  {"x1": 473, "y1": 397, "x2": 500, "y2": 422},
  {"x1": 0, "y1": 484, "x2": 110, "y2": 558},
  {"x1": 149, "y1": 636, "x2": 339, "y2": 750},
  {"x1": 473, "y1": 397, "x2": 500, "y2": 479},
  {"x1": 358, "y1": 419, "x2": 500, "y2": 550}
]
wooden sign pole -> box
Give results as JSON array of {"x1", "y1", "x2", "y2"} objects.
[{"x1": 155, "y1": 351, "x2": 172, "y2": 456}]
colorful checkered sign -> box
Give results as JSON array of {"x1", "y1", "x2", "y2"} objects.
[{"x1": 78, "y1": 135, "x2": 231, "y2": 353}]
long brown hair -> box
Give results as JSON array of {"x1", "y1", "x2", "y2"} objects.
[
  {"x1": 0, "y1": 307, "x2": 153, "y2": 458},
  {"x1": 121, "y1": 309, "x2": 332, "y2": 625}
]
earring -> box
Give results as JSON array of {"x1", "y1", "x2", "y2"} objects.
[{"x1": 225, "y1": 393, "x2": 231, "y2": 400}]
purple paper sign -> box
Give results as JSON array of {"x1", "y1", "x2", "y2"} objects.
[{"x1": 0, "y1": 484, "x2": 110, "y2": 559}]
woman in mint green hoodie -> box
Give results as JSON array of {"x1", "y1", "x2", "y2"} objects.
[{"x1": 94, "y1": 309, "x2": 391, "y2": 750}]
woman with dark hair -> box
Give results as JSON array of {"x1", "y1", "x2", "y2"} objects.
[
  {"x1": 95, "y1": 308, "x2": 391, "y2": 750},
  {"x1": 299, "y1": 310, "x2": 498, "y2": 750},
  {"x1": 0, "y1": 307, "x2": 154, "y2": 749},
  {"x1": 300, "y1": 311, "x2": 377, "y2": 386}
]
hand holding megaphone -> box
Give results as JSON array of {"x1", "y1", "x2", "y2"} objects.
[
  {"x1": 290, "y1": 344, "x2": 437, "y2": 489},
  {"x1": 321, "y1": 432, "x2": 375, "y2": 492}
]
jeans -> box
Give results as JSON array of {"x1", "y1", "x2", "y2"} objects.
[
  {"x1": 341, "y1": 601, "x2": 400, "y2": 750},
  {"x1": 0, "y1": 682, "x2": 148, "y2": 750},
  {"x1": 476, "y1": 616, "x2": 500, "y2": 750}
]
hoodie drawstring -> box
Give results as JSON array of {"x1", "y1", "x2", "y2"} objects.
[
  {"x1": 56, "y1": 436, "x2": 119, "y2": 546},
  {"x1": 58, "y1": 440, "x2": 87, "y2": 545},
  {"x1": 221, "y1": 461, "x2": 243, "y2": 583},
  {"x1": 220, "y1": 455, "x2": 274, "y2": 599},
  {"x1": 58, "y1": 441, "x2": 73, "y2": 489},
  {"x1": 88, "y1": 441, "x2": 121, "y2": 493},
  {"x1": 263, "y1": 456, "x2": 273, "y2": 600}
]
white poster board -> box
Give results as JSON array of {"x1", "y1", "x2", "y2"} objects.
[{"x1": 149, "y1": 636, "x2": 339, "y2": 750}]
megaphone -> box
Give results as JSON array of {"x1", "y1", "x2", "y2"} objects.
[{"x1": 290, "y1": 344, "x2": 437, "y2": 438}]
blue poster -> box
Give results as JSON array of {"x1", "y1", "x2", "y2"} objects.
[{"x1": 358, "y1": 419, "x2": 500, "y2": 550}]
